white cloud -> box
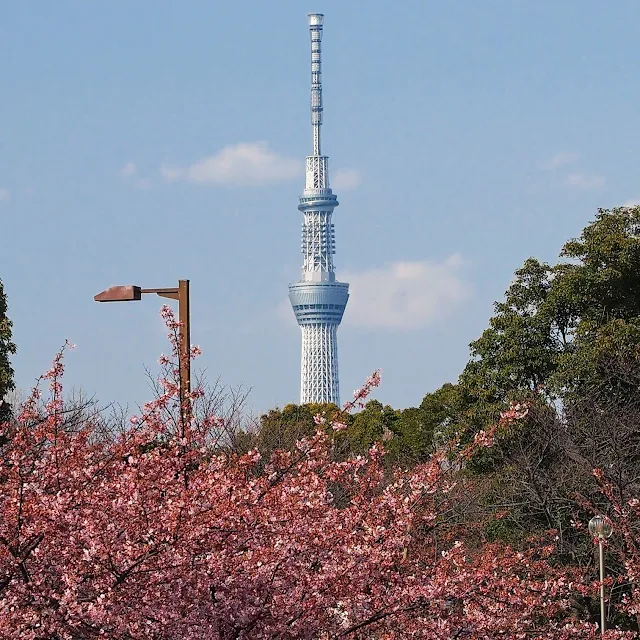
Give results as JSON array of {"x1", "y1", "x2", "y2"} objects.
[
  {"x1": 120, "y1": 161, "x2": 138, "y2": 178},
  {"x1": 542, "y1": 152, "x2": 579, "y2": 170},
  {"x1": 341, "y1": 255, "x2": 468, "y2": 330},
  {"x1": 160, "y1": 142, "x2": 301, "y2": 187},
  {"x1": 623, "y1": 199, "x2": 640, "y2": 207},
  {"x1": 566, "y1": 172, "x2": 606, "y2": 190},
  {"x1": 332, "y1": 169, "x2": 361, "y2": 191},
  {"x1": 0, "y1": 188, "x2": 11, "y2": 202}
]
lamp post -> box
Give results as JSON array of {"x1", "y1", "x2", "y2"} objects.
[
  {"x1": 94, "y1": 280, "x2": 191, "y2": 413},
  {"x1": 589, "y1": 515, "x2": 613, "y2": 634}
]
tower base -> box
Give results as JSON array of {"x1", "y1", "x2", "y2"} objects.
[{"x1": 300, "y1": 323, "x2": 340, "y2": 405}]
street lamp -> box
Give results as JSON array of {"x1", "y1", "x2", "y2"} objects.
[
  {"x1": 589, "y1": 515, "x2": 613, "y2": 634},
  {"x1": 94, "y1": 280, "x2": 191, "y2": 412}
]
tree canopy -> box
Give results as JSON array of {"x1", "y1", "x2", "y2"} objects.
[
  {"x1": 442, "y1": 206, "x2": 640, "y2": 438},
  {"x1": 0, "y1": 278, "x2": 16, "y2": 423}
]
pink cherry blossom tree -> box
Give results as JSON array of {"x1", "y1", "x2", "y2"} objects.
[{"x1": 0, "y1": 308, "x2": 631, "y2": 638}]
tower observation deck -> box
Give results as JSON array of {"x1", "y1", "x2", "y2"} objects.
[{"x1": 288, "y1": 13, "x2": 349, "y2": 405}]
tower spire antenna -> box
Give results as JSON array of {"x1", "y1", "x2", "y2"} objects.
[
  {"x1": 289, "y1": 14, "x2": 349, "y2": 406},
  {"x1": 308, "y1": 13, "x2": 324, "y2": 156}
]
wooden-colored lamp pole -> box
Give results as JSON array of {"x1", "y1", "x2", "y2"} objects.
[
  {"x1": 589, "y1": 515, "x2": 614, "y2": 634},
  {"x1": 94, "y1": 280, "x2": 191, "y2": 413}
]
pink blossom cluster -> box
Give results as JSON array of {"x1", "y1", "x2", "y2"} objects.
[
  {"x1": 499, "y1": 399, "x2": 530, "y2": 422},
  {"x1": 342, "y1": 369, "x2": 382, "y2": 413}
]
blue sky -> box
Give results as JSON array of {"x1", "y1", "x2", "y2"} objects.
[{"x1": 2, "y1": 1, "x2": 640, "y2": 416}]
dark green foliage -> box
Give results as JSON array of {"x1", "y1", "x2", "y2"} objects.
[
  {"x1": 0, "y1": 278, "x2": 16, "y2": 423},
  {"x1": 417, "y1": 381, "x2": 482, "y2": 451},
  {"x1": 419, "y1": 383, "x2": 467, "y2": 441},
  {"x1": 249, "y1": 402, "x2": 341, "y2": 459},
  {"x1": 551, "y1": 207, "x2": 640, "y2": 403},
  {"x1": 455, "y1": 206, "x2": 640, "y2": 437},
  {"x1": 458, "y1": 258, "x2": 568, "y2": 433},
  {"x1": 385, "y1": 406, "x2": 434, "y2": 466},
  {"x1": 342, "y1": 400, "x2": 395, "y2": 454},
  {"x1": 483, "y1": 516, "x2": 522, "y2": 544},
  {"x1": 392, "y1": 207, "x2": 640, "y2": 556},
  {"x1": 560, "y1": 206, "x2": 640, "y2": 322},
  {"x1": 248, "y1": 399, "x2": 439, "y2": 467}
]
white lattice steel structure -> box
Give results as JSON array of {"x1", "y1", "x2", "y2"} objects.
[{"x1": 289, "y1": 13, "x2": 349, "y2": 405}]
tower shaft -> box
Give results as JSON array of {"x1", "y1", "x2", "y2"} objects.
[
  {"x1": 289, "y1": 13, "x2": 349, "y2": 406},
  {"x1": 300, "y1": 324, "x2": 339, "y2": 403}
]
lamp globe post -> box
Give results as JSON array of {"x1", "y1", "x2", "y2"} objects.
[{"x1": 589, "y1": 515, "x2": 613, "y2": 634}]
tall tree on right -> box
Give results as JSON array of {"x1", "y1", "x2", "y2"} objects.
[
  {"x1": 439, "y1": 207, "x2": 640, "y2": 548},
  {"x1": 553, "y1": 206, "x2": 640, "y2": 404},
  {"x1": 0, "y1": 278, "x2": 16, "y2": 423},
  {"x1": 455, "y1": 206, "x2": 640, "y2": 433}
]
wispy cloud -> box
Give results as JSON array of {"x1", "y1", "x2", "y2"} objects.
[
  {"x1": 623, "y1": 199, "x2": 640, "y2": 207},
  {"x1": 340, "y1": 255, "x2": 468, "y2": 330},
  {"x1": 332, "y1": 169, "x2": 361, "y2": 191},
  {"x1": 120, "y1": 161, "x2": 138, "y2": 178},
  {"x1": 542, "y1": 152, "x2": 579, "y2": 170},
  {"x1": 566, "y1": 172, "x2": 606, "y2": 190},
  {"x1": 120, "y1": 161, "x2": 152, "y2": 189},
  {"x1": 540, "y1": 152, "x2": 605, "y2": 190},
  {"x1": 160, "y1": 142, "x2": 301, "y2": 187},
  {"x1": 0, "y1": 188, "x2": 11, "y2": 202}
]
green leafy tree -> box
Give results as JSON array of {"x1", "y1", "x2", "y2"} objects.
[
  {"x1": 552, "y1": 206, "x2": 640, "y2": 403},
  {"x1": 0, "y1": 278, "x2": 16, "y2": 423},
  {"x1": 249, "y1": 402, "x2": 343, "y2": 459},
  {"x1": 455, "y1": 207, "x2": 640, "y2": 435},
  {"x1": 458, "y1": 258, "x2": 569, "y2": 431},
  {"x1": 442, "y1": 206, "x2": 640, "y2": 545},
  {"x1": 560, "y1": 206, "x2": 640, "y2": 322},
  {"x1": 385, "y1": 406, "x2": 434, "y2": 466},
  {"x1": 341, "y1": 399, "x2": 396, "y2": 455},
  {"x1": 418, "y1": 382, "x2": 474, "y2": 445}
]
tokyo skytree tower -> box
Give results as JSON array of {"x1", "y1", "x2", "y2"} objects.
[{"x1": 288, "y1": 13, "x2": 349, "y2": 405}]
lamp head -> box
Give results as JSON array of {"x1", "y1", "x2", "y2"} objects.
[
  {"x1": 588, "y1": 515, "x2": 613, "y2": 539},
  {"x1": 94, "y1": 285, "x2": 142, "y2": 302}
]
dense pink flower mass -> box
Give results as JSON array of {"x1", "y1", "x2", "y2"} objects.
[{"x1": 0, "y1": 313, "x2": 633, "y2": 638}]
